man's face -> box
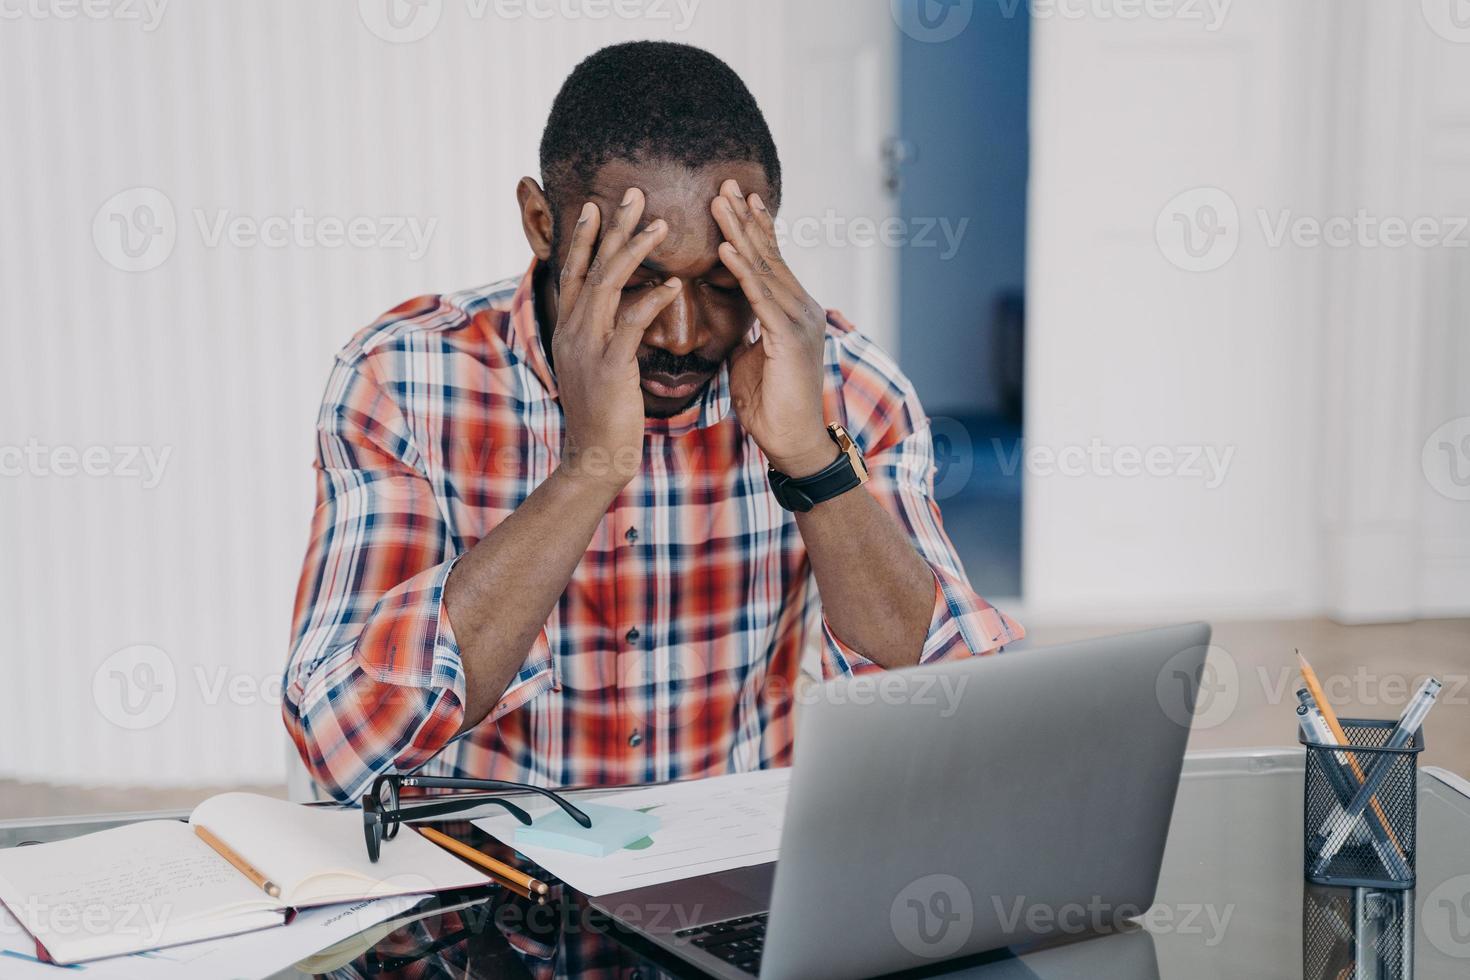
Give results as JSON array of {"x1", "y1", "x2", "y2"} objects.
[{"x1": 549, "y1": 157, "x2": 775, "y2": 419}]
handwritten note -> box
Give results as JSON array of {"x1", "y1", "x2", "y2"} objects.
[{"x1": 0, "y1": 820, "x2": 274, "y2": 960}]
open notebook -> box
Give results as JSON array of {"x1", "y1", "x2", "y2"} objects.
[{"x1": 0, "y1": 792, "x2": 489, "y2": 965}]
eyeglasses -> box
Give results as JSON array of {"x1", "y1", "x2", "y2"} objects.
[{"x1": 362, "y1": 774, "x2": 592, "y2": 863}]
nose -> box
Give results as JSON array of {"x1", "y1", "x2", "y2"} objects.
[{"x1": 639, "y1": 287, "x2": 703, "y2": 358}]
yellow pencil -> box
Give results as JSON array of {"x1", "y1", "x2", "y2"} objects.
[
  {"x1": 1297, "y1": 651, "x2": 1404, "y2": 853},
  {"x1": 417, "y1": 826, "x2": 549, "y2": 897},
  {"x1": 194, "y1": 824, "x2": 281, "y2": 898}
]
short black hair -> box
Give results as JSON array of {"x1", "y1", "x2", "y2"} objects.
[{"x1": 539, "y1": 41, "x2": 782, "y2": 213}]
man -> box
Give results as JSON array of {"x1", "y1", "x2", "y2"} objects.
[{"x1": 284, "y1": 41, "x2": 1021, "y2": 802}]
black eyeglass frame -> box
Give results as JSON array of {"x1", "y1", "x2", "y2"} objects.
[{"x1": 362, "y1": 774, "x2": 592, "y2": 863}]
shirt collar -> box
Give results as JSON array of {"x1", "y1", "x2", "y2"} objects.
[{"x1": 508, "y1": 259, "x2": 732, "y2": 439}]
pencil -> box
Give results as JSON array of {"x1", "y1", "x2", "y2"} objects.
[
  {"x1": 194, "y1": 824, "x2": 281, "y2": 898},
  {"x1": 495, "y1": 875, "x2": 543, "y2": 904},
  {"x1": 417, "y1": 826, "x2": 550, "y2": 896},
  {"x1": 1297, "y1": 651, "x2": 1404, "y2": 853}
]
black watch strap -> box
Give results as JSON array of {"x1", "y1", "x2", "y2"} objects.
[{"x1": 768, "y1": 424, "x2": 869, "y2": 512}]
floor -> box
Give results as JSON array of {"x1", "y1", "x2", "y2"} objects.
[
  {"x1": 1016, "y1": 617, "x2": 1470, "y2": 769},
  {"x1": 3, "y1": 617, "x2": 1465, "y2": 822}
]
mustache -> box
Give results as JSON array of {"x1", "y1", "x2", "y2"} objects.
[{"x1": 638, "y1": 347, "x2": 721, "y2": 378}]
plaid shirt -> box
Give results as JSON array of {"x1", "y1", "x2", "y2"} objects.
[{"x1": 284, "y1": 262, "x2": 1022, "y2": 802}]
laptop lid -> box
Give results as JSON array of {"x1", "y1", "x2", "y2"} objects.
[{"x1": 758, "y1": 622, "x2": 1211, "y2": 980}]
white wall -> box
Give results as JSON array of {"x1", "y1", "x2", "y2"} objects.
[
  {"x1": 0, "y1": 0, "x2": 896, "y2": 787},
  {"x1": 1024, "y1": 0, "x2": 1470, "y2": 624}
]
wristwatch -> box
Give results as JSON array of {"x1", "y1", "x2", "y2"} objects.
[{"x1": 768, "y1": 423, "x2": 869, "y2": 512}]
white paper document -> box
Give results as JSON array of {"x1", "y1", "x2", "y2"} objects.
[
  {"x1": 473, "y1": 768, "x2": 791, "y2": 897},
  {"x1": 0, "y1": 892, "x2": 423, "y2": 980}
]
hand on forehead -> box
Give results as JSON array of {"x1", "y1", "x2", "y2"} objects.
[{"x1": 583, "y1": 158, "x2": 775, "y2": 276}]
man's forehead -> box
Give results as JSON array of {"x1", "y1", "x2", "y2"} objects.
[
  {"x1": 582, "y1": 158, "x2": 773, "y2": 266},
  {"x1": 585, "y1": 157, "x2": 773, "y2": 209}
]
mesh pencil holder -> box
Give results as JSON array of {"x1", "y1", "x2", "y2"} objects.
[{"x1": 1301, "y1": 718, "x2": 1422, "y2": 890}]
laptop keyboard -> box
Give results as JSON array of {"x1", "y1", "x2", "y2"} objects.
[{"x1": 674, "y1": 912, "x2": 768, "y2": 974}]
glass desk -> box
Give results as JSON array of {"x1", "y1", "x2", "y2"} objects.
[{"x1": 4, "y1": 748, "x2": 1470, "y2": 979}]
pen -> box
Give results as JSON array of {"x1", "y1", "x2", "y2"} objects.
[
  {"x1": 1298, "y1": 698, "x2": 1363, "y2": 839},
  {"x1": 1297, "y1": 652, "x2": 1402, "y2": 853},
  {"x1": 194, "y1": 823, "x2": 281, "y2": 898},
  {"x1": 418, "y1": 826, "x2": 551, "y2": 897},
  {"x1": 1311, "y1": 677, "x2": 1442, "y2": 876},
  {"x1": 1297, "y1": 689, "x2": 1407, "y2": 875}
]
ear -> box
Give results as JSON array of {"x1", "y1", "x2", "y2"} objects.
[{"x1": 516, "y1": 176, "x2": 556, "y2": 262}]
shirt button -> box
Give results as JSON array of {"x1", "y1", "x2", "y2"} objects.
[
  {"x1": 625, "y1": 627, "x2": 640, "y2": 645},
  {"x1": 625, "y1": 526, "x2": 639, "y2": 544},
  {"x1": 628, "y1": 729, "x2": 642, "y2": 748}
]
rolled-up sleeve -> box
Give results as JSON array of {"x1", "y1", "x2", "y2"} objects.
[
  {"x1": 818, "y1": 322, "x2": 1023, "y2": 678},
  {"x1": 282, "y1": 356, "x2": 551, "y2": 801}
]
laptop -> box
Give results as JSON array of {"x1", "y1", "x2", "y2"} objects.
[{"x1": 589, "y1": 623, "x2": 1211, "y2": 979}]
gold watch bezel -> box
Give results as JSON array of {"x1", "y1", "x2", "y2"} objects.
[{"x1": 827, "y1": 423, "x2": 869, "y2": 485}]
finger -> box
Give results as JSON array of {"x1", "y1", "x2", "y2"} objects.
[
  {"x1": 712, "y1": 191, "x2": 795, "y2": 290},
  {"x1": 745, "y1": 192, "x2": 782, "y2": 254},
  {"x1": 585, "y1": 187, "x2": 646, "y2": 290},
  {"x1": 711, "y1": 194, "x2": 773, "y2": 275},
  {"x1": 713, "y1": 199, "x2": 813, "y2": 327},
  {"x1": 578, "y1": 218, "x2": 671, "y2": 333},
  {"x1": 557, "y1": 201, "x2": 601, "y2": 316},
  {"x1": 606, "y1": 277, "x2": 683, "y2": 362},
  {"x1": 717, "y1": 180, "x2": 773, "y2": 259},
  {"x1": 720, "y1": 178, "x2": 755, "y2": 221},
  {"x1": 718, "y1": 240, "x2": 799, "y2": 343},
  {"x1": 721, "y1": 180, "x2": 783, "y2": 260}
]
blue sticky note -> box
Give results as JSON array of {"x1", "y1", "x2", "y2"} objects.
[{"x1": 514, "y1": 802, "x2": 661, "y2": 857}]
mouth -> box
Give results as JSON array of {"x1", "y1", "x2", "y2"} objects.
[{"x1": 639, "y1": 371, "x2": 711, "y2": 401}]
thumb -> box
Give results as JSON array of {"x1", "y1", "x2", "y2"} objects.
[{"x1": 606, "y1": 278, "x2": 684, "y2": 362}]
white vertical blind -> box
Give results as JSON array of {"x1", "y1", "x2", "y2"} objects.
[
  {"x1": 1025, "y1": 0, "x2": 1470, "y2": 623},
  {"x1": 0, "y1": 0, "x2": 897, "y2": 786}
]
